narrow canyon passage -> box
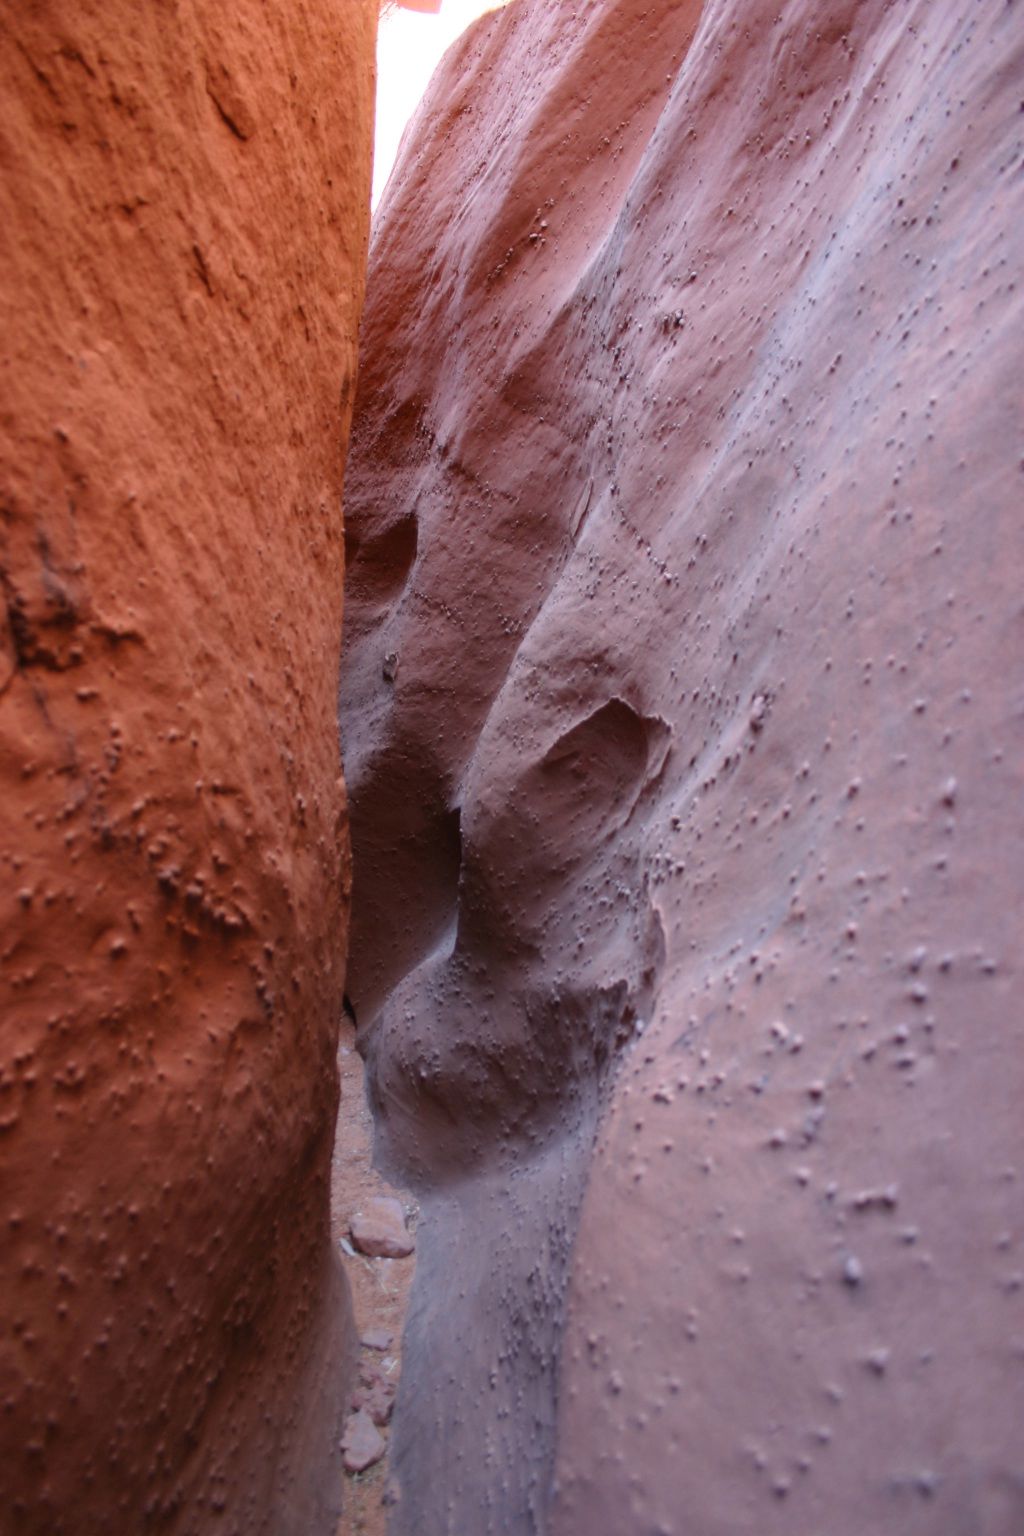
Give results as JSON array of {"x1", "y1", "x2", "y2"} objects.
[
  {"x1": 0, "y1": 1, "x2": 1021, "y2": 1534},
  {"x1": 341, "y1": 1, "x2": 1024, "y2": 1534}
]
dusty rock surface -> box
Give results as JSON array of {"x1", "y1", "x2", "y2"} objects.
[
  {"x1": 0, "y1": 4, "x2": 375, "y2": 1533},
  {"x1": 342, "y1": 1, "x2": 1024, "y2": 1533}
]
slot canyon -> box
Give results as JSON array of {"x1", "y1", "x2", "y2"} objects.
[{"x1": 1, "y1": 1, "x2": 1022, "y2": 1534}]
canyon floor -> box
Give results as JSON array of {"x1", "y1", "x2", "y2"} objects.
[{"x1": 331, "y1": 1025, "x2": 417, "y2": 1536}]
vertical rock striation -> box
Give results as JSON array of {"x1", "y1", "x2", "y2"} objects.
[
  {"x1": 0, "y1": 3, "x2": 375, "y2": 1532},
  {"x1": 343, "y1": 1, "x2": 1024, "y2": 1532}
]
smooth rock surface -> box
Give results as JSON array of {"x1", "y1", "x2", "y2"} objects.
[
  {"x1": 0, "y1": 4, "x2": 376, "y2": 1532},
  {"x1": 351, "y1": 1196, "x2": 415, "y2": 1259},
  {"x1": 361, "y1": 1327, "x2": 395, "y2": 1351},
  {"x1": 341, "y1": 1409, "x2": 387, "y2": 1475},
  {"x1": 342, "y1": 1, "x2": 1024, "y2": 1532}
]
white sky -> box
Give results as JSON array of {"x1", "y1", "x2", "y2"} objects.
[{"x1": 373, "y1": 0, "x2": 512, "y2": 208}]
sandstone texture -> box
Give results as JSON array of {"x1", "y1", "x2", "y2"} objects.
[
  {"x1": 0, "y1": 4, "x2": 375, "y2": 1532},
  {"x1": 342, "y1": 1, "x2": 1024, "y2": 1532}
]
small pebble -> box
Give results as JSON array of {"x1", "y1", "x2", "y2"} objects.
[{"x1": 362, "y1": 1328, "x2": 394, "y2": 1351}]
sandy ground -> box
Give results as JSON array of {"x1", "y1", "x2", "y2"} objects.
[{"x1": 331, "y1": 1022, "x2": 417, "y2": 1536}]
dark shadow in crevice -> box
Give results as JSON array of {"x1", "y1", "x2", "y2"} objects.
[{"x1": 345, "y1": 510, "x2": 418, "y2": 610}]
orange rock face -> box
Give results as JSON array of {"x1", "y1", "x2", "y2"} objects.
[
  {"x1": 0, "y1": 4, "x2": 375, "y2": 1532},
  {"x1": 343, "y1": 1, "x2": 1024, "y2": 1532}
]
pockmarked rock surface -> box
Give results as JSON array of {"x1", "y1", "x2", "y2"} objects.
[
  {"x1": 341, "y1": 1, "x2": 1024, "y2": 1532},
  {"x1": 0, "y1": 4, "x2": 375, "y2": 1532}
]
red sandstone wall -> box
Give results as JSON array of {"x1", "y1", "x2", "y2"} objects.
[
  {"x1": 0, "y1": 4, "x2": 375, "y2": 1531},
  {"x1": 343, "y1": 1, "x2": 1024, "y2": 1532}
]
